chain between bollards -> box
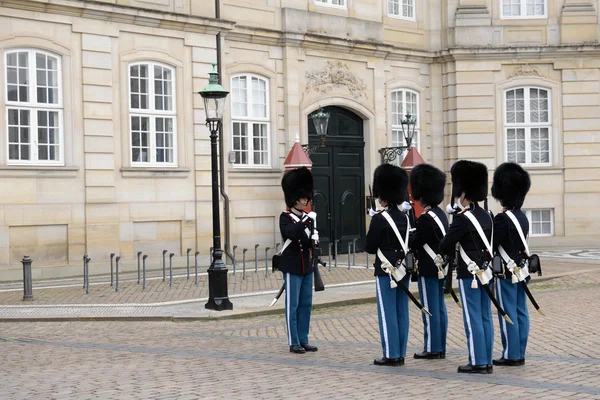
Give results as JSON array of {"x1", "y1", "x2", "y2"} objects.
[
  {"x1": 110, "y1": 253, "x2": 115, "y2": 287},
  {"x1": 115, "y1": 256, "x2": 121, "y2": 292},
  {"x1": 242, "y1": 248, "x2": 248, "y2": 280},
  {"x1": 186, "y1": 248, "x2": 191, "y2": 280},
  {"x1": 162, "y1": 250, "x2": 167, "y2": 282},
  {"x1": 232, "y1": 245, "x2": 238, "y2": 275},
  {"x1": 137, "y1": 251, "x2": 142, "y2": 284},
  {"x1": 22, "y1": 256, "x2": 33, "y2": 301},
  {"x1": 142, "y1": 255, "x2": 148, "y2": 290},
  {"x1": 194, "y1": 251, "x2": 199, "y2": 285},
  {"x1": 85, "y1": 256, "x2": 91, "y2": 295},
  {"x1": 264, "y1": 247, "x2": 270, "y2": 278},
  {"x1": 254, "y1": 244, "x2": 259, "y2": 273},
  {"x1": 169, "y1": 253, "x2": 174, "y2": 288}
]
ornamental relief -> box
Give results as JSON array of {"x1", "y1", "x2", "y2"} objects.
[
  {"x1": 507, "y1": 64, "x2": 544, "y2": 79},
  {"x1": 305, "y1": 61, "x2": 368, "y2": 99}
]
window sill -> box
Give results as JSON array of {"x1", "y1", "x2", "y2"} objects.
[
  {"x1": 120, "y1": 167, "x2": 191, "y2": 179},
  {"x1": 229, "y1": 168, "x2": 284, "y2": 178},
  {"x1": 522, "y1": 166, "x2": 563, "y2": 175},
  {"x1": 0, "y1": 166, "x2": 79, "y2": 178}
]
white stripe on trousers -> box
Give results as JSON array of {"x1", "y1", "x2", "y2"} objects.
[
  {"x1": 286, "y1": 273, "x2": 292, "y2": 346},
  {"x1": 420, "y1": 277, "x2": 431, "y2": 352},
  {"x1": 376, "y1": 277, "x2": 390, "y2": 358},
  {"x1": 497, "y1": 278, "x2": 509, "y2": 359},
  {"x1": 459, "y1": 280, "x2": 476, "y2": 365}
]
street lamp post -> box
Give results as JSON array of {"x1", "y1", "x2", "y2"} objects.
[
  {"x1": 378, "y1": 113, "x2": 418, "y2": 164},
  {"x1": 302, "y1": 107, "x2": 330, "y2": 155},
  {"x1": 199, "y1": 64, "x2": 233, "y2": 311}
]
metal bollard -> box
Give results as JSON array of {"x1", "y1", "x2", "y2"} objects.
[
  {"x1": 210, "y1": 247, "x2": 213, "y2": 264},
  {"x1": 85, "y1": 257, "x2": 91, "y2": 295},
  {"x1": 232, "y1": 245, "x2": 238, "y2": 275},
  {"x1": 328, "y1": 243, "x2": 333, "y2": 272},
  {"x1": 115, "y1": 256, "x2": 121, "y2": 292},
  {"x1": 194, "y1": 251, "x2": 199, "y2": 285},
  {"x1": 110, "y1": 253, "x2": 115, "y2": 287},
  {"x1": 334, "y1": 239, "x2": 339, "y2": 268},
  {"x1": 254, "y1": 244, "x2": 259, "y2": 273},
  {"x1": 352, "y1": 238, "x2": 357, "y2": 266},
  {"x1": 162, "y1": 250, "x2": 167, "y2": 282},
  {"x1": 348, "y1": 242, "x2": 352, "y2": 270},
  {"x1": 265, "y1": 247, "x2": 270, "y2": 278},
  {"x1": 242, "y1": 248, "x2": 248, "y2": 280},
  {"x1": 366, "y1": 252, "x2": 369, "y2": 269},
  {"x1": 83, "y1": 255, "x2": 87, "y2": 289},
  {"x1": 186, "y1": 248, "x2": 191, "y2": 280},
  {"x1": 22, "y1": 256, "x2": 33, "y2": 301},
  {"x1": 142, "y1": 255, "x2": 148, "y2": 290},
  {"x1": 137, "y1": 251, "x2": 142, "y2": 284},
  {"x1": 169, "y1": 253, "x2": 174, "y2": 288}
]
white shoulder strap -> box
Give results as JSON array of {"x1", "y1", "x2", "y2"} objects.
[
  {"x1": 505, "y1": 211, "x2": 530, "y2": 256},
  {"x1": 463, "y1": 211, "x2": 494, "y2": 257},
  {"x1": 278, "y1": 212, "x2": 308, "y2": 255},
  {"x1": 427, "y1": 210, "x2": 446, "y2": 236},
  {"x1": 381, "y1": 211, "x2": 410, "y2": 254}
]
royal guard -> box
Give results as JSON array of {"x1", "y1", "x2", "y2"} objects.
[
  {"x1": 409, "y1": 164, "x2": 449, "y2": 360},
  {"x1": 491, "y1": 162, "x2": 531, "y2": 367},
  {"x1": 439, "y1": 160, "x2": 494, "y2": 374},
  {"x1": 279, "y1": 167, "x2": 319, "y2": 354},
  {"x1": 365, "y1": 164, "x2": 411, "y2": 367}
]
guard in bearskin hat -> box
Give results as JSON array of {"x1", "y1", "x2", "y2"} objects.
[
  {"x1": 439, "y1": 160, "x2": 494, "y2": 374},
  {"x1": 365, "y1": 163, "x2": 411, "y2": 367},
  {"x1": 279, "y1": 167, "x2": 319, "y2": 354},
  {"x1": 491, "y1": 162, "x2": 531, "y2": 367},
  {"x1": 409, "y1": 164, "x2": 449, "y2": 360}
]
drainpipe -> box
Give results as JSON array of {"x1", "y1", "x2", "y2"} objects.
[{"x1": 215, "y1": 0, "x2": 233, "y2": 263}]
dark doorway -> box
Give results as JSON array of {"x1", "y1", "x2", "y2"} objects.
[{"x1": 309, "y1": 106, "x2": 365, "y2": 255}]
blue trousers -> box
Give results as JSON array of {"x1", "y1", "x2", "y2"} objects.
[
  {"x1": 284, "y1": 272, "x2": 313, "y2": 346},
  {"x1": 375, "y1": 274, "x2": 410, "y2": 359},
  {"x1": 496, "y1": 278, "x2": 530, "y2": 360},
  {"x1": 417, "y1": 276, "x2": 448, "y2": 353},
  {"x1": 458, "y1": 278, "x2": 494, "y2": 366}
]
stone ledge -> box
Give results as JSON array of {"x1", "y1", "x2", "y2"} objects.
[
  {"x1": 120, "y1": 167, "x2": 191, "y2": 179},
  {"x1": 0, "y1": 166, "x2": 79, "y2": 178}
]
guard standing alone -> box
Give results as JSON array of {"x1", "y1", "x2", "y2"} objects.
[
  {"x1": 409, "y1": 163, "x2": 449, "y2": 360},
  {"x1": 279, "y1": 167, "x2": 319, "y2": 354}
]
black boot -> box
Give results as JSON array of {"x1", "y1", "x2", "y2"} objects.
[
  {"x1": 487, "y1": 364, "x2": 493, "y2": 374},
  {"x1": 519, "y1": 358, "x2": 525, "y2": 365},
  {"x1": 289, "y1": 345, "x2": 306, "y2": 354},
  {"x1": 493, "y1": 357, "x2": 521, "y2": 366},
  {"x1": 414, "y1": 351, "x2": 442, "y2": 360},
  {"x1": 374, "y1": 357, "x2": 403, "y2": 367},
  {"x1": 457, "y1": 364, "x2": 488, "y2": 374},
  {"x1": 301, "y1": 343, "x2": 318, "y2": 352},
  {"x1": 440, "y1": 352, "x2": 446, "y2": 359}
]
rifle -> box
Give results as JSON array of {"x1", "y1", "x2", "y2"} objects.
[{"x1": 443, "y1": 203, "x2": 462, "y2": 308}]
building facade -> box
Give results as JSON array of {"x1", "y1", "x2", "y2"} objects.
[{"x1": 0, "y1": 0, "x2": 598, "y2": 280}]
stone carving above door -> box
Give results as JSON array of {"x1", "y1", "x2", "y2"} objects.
[
  {"x1": 507, "y1": 64, "x2": 544, "y2": 79},
  {"x1": 305, "y1": 61, "x2": 367, "y2": 99}
]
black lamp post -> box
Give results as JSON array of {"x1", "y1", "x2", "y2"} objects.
[
  {"x1": 378, "y1": 113, "x2": 417, "y2": 164},
  {"x1": 198, "y1": 64, "x2": 233, "y2": 311},
  {"x1": 302, "y1": 107, "x2": 330, "y2": 155}
]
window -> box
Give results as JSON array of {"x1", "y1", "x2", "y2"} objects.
[
  {"x1": 388, "y1": 0, "x2": 415, "y2": 19},
  {"x1": 502, "y1": 0, "x2": 546, "y2": 18},
  {"x1": 128, "y1": 62, "x2": 177, "y2": 166},
  {"x1": 314, "y1": 0, "x2": 346, "y2": 9},
  {"x1": 391, "y1": 89, "x2": 419, "y2": 164},
  {"x1": 504, "y1": 87, "x2": 551, "y2": 165},
  {"x1": 231, "y1": 74, "x2": 270, "y2": 167},
  {"x1": 525, "y1": 209, "x2": 553, "y2": 236},
  {"x1": 5, "y1": 49, "x2": 63, "y2": 165}
]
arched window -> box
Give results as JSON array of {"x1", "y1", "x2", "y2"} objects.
[
  {"x1": 5, "y1": 49, "x2": 63, "y2": 165},
  {"x1": 391, "y1": 88, "x2": 420, "y2": 162},
  {"x1": 504, "y1": 87, "x2": 551, "y2": 165},
  {"x1": 231, "y1": 74, "x2": 270, "y2": 167},
  {"x1": 128, "y1": 61, "x2": 177, "y2": 166}
]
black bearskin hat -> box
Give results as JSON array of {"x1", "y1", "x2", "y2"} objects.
[
  {"x1": 372, "y1": 163, "x2": 409, "y2": 206},
  {"x1": 491, "y1": 162, "x2": 531, "y2": 209},
  {"x1": 450, "y1": 160, "x2": 488, "y2": 202},
  {"x1": 410, "y1": 163, "x2": 446, "y2": 206},
  {"x1": 281, "y1": 167, "x2": 314, "y2": 208}
]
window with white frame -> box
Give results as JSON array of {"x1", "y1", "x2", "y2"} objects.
[
  {"x1": 388, "y1": 0, "x2": 415, "y2": 19},
  {"x1": 5, "y1": 49, "x2": 63, "y2": 165},
  {"x1": 314, "y1": 0, "x2": 346, "y2": 9},
  {"x1": 504, "y1": 87, "x2": 551, "y2": 165},
  {"x1": 391, "y1": 89, "x2": 419, "y2": 164},
  {"x1": 525, "y1": 209, "x2": 553, "y2": 236},
  {"x1": 128, "y1": 62, "x2": 176, "y2": 166},
  {"x1": 502, "y1": 0, "x2": 546, "y2": 18},
  {"x1": 231, "y1": 74, "x2": 270, "y2": 167}
]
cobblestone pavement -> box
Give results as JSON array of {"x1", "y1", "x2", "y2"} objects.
[
  {"x1": 0, "y1": 255, "x2": 594, "y2": 307},
  {"x1": 1, "y1": 271, "x2": 599, "y2": 399}
]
